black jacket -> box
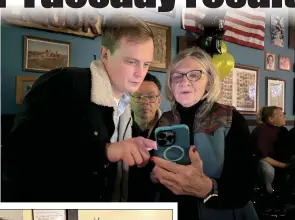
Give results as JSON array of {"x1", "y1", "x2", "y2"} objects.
[{"x1": 2, "y1": 65, "x2": 140, "y2": 202}]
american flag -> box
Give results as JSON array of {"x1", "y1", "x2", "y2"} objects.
[{"x1": 182, "y1": 8, "x2": 266, "y2": 50}]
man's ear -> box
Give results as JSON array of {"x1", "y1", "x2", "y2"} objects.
[
  {"x1": 158, "y1": 95, "x2": 162, "y2": 104},
  {"x1": 100, "y1": 46, "x2": 108, "y2": 62}
]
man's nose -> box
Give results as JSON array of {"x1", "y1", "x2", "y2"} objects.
[{"x1": 135, "y1": 65, "x2": 146, "y2": 78}]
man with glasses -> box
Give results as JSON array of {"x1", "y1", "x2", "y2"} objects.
[{"x1": 131, "y1": 73, "x2": 162, "y2": 138}]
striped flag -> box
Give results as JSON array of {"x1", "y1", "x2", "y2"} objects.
[{"x1": 182, "y1": 8, "x2": 266, "y2": 50}]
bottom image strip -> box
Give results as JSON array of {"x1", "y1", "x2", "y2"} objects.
[{"x1": 0, "y1": 209, "x2": 174, "y2": 220}]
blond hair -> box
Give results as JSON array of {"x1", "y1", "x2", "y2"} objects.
[
  {"x1": 166, "y1": 47, "x2": 221, "y2": 115},
  {"x1": 101, "y1": 13, "x2": 154, "y2": 54}
]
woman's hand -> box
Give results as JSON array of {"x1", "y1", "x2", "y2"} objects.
[{"x1": 151, "y1": 146, "x2": 213, "y2": 198}]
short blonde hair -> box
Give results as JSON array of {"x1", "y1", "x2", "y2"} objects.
[
  {"x1": 166, "y1": 47, "x2": 221, "y2": 112},
  {"x1": 101, "y1": 13, "x2": 154, "y2": 54}
]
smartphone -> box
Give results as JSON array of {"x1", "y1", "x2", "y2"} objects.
[{"x1": 154, "y1": 124, "x2": 191, "y2": 165}]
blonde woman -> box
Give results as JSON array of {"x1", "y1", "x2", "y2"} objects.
[{"x1": 149, "y1": 47, "x2": 259, "y2": 220}]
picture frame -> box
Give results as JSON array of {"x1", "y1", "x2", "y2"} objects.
[
  {"x1": 265, "y1": 77, "x2": 286, "y2": 113},
  {"x1": 278, "y1": 55, "x2": 291, "y2": 71},
  {"x1": 288, "y1": 10, "x2": 295, "y2": 49},
  {"x1": 24, "y1": 36, "x2": 72, "y2": 73},
  {"x1": 32, "y1": 210, "x2": 67, "y2": 220},
  {"x1": 270, "y1": 15, "x2": 284, "y2": 48},
  {"x1": 264, "y1": 52, "x2": 276, "y2": 72},
  {"x1": 218, "y1": 63, "x2": 260, "y2": 115},
  {"x1": 147, "y1": 22, "x2": 171, "y2": 72},
  {"x1": 177, "y1": 36, "x2": 197, "y2": 53},
  {"x1": 16, "y1": 76, "x2": 37, "y2": 104}
]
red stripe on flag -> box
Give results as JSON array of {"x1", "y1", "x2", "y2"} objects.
[{"x1": 223, "y1": 35, "x2": 264, "y2": 50}]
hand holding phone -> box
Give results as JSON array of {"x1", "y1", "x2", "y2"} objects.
[{"x1": 154, "y1": 124, "x2": 191, "y2": 165}]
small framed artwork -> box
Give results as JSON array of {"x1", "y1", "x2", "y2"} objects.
[
  {"x1": 33, "y1": 210, "x2": 67, "y2": 220},
  {"x1": 146, "y1": 21, "x2": 171, "y2": 72},
  {"x1": 16, "y1": 76, "x2": 37, "y2": 104},
  {"x1": 24, "y1": 36, "x2": 72, "y2": 73},
  {"x1": 278, "y1": 55, "x2": 291, "y2": 71},
  {"x1": 218, "y1": 63, "x2": 260, "y2": 115},
  {"x1": 265, "y1": 52, "x2": 276, "y2": 71},
  {"x1": 271, "y1": 15, "x2": 284, "y2": 47},
  {"x1": 265, "y1": 77, "x2": 285, "y2": 113}
]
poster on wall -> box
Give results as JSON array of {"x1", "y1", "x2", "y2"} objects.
[
  {"x1": 265, "y1": 77, "x2": 285, "y2": 113},
  {"x1": 271, "y1": 15, "x2": 284, "y2": 47},
  {"x1": 218, "y1": 64, "x2": 259, "y2": 115},
  {"x1": 33, "y1": 210, "x2": 66, "y2": 220}
]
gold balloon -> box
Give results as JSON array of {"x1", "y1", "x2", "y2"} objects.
[
  {"x1": 213, "y1": 53, "x2": 235, "y2": 80},
  {"x1": 221, "y1": 41, "x2": 227, "y2": 54}
]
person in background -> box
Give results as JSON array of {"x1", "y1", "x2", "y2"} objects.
[
  {"x1": 251, "y1": 106, "x2": 290, "y2": 196},
  {"x1": 130, "y1": 73, "x2": 162, "y2": 138},
  {"x1": 149, "y1": 47, "x2": 259, "y2": 220},
  {"x1": 1, "y1": 13, "x2": 156, "y2": 202}
]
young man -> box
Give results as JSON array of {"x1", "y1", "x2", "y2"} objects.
[
  {"x1": 1, "y1": 14, "x2": 156, "y2": 202},
  {"x1": 130, "y1": 73, "x2": 162, "y2": 138}
]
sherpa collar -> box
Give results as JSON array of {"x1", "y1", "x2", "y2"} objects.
[{"x1": 90, "y1": 60, "x2": 117, "y2": 108}]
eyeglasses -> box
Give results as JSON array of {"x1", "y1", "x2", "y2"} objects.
[
  {"x1": 131, "y1": 94, "x2": 160, "y2": 103},
  {"x1": 170, "y1": 70, "x2": 203, "y2": 83}
]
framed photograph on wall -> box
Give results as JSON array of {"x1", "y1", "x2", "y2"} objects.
[
  {"x1": 33, "y1": 210, "x2": 67, "y2": 220},
  {"x1": 146, "y1": 22, "x2": 171, "y2": 72},
  {"x1": 265, "y1": 77, "x2": 286, "y2": 113},
  {"x1": 270, "y1": 15, "x2": 284, "y2": 47},
  {"x1": 265, "y1": 52, "x2": 276, "y2": 71},
  {"x1": 24, "y1": 36, "x2": 72, "y2": 73},
  {"x1": 218, "y1": 63, "x2": 260, "y2": 115},
  {"x1": 278, "y1": 55, "x2": 291, "y2": 71},
  {"x1": 16, "y1": 76, "x2": 37, "y2": 104}
]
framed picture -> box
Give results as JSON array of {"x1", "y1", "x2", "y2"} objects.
[
  {"x1": 24, "y1": 36, "x2": 72, "y2": 73},
  {"x1": 177, "y1": 36, "x2": 197, "y2": 53},
  {"x1": 264, "y1": 52, "x2": 276, "y2": 71},
  {"x1": 33, "y1": 210, "x2": 67, "y2": 220},
  {"x1": 278, "y1": 55, "x2": 291, "y2": 71},
  {"x1": 16, "y1": 76, "x2": 37, "y2": 104},
  {"x1": 288, "y1": 10, "x2": 295, "y2": 49},
  {"x1": 265, "y1": 77, "x2": 286, "y2": 113},
  {"x1": 218, "y1": 64, "x2": 259, "y2": 115},
  {"x1": 147, "y1": 22, "x2": 171, "y2": 72},
  {"x1": 271, "y1": 15, "x2": 284, "y2": 47}
]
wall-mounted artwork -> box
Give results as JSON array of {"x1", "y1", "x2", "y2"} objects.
[
  {"x1": 177, "y1": 36, "x2": 197, "y2": 53},
  {"x1": 264, "y1": 52, "x2": 276, "y2": 72},
  {"x1": 24, "y1": 36, "x2": 72, "y2": 73},
  {"x1": 218, "y1": 64, "x2": 260, "y2": 115},
  {"x1": 271, "y1": 15, "x2": 284, "y2": 47},
  {"x1": 16, "y1": 76, "x2": 37, "y2": 104},
  {"x1": 278, "y1": 55, "x2": 291, "y2": 71},
  {"x1": 265, "y1": 77, "x2": 285, "y2": 113},
  {"x1": 3, "y1": 9, "x2": 102, "y2": 38},
  {"x1": 147, "y1": 22, "x2": 171, "y2": 72}
]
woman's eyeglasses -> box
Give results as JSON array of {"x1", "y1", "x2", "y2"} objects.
[{"x1": 170, "y1": 70, "x2": 203, "y2": 83}]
